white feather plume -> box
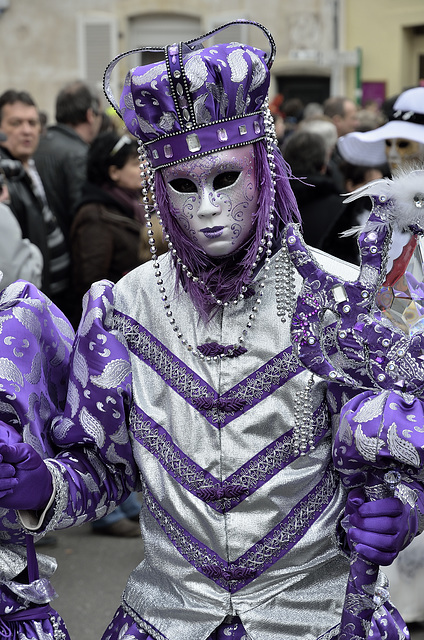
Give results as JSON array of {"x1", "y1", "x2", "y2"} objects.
[
  {"x1": 342, "y1": 177, "x2": 393, "y2": 205},
  {"x1": 342, "y1": 167, "x2": 424, "y2": 231},
  {"x1": 390, "y1": 167, "x2": 424, "y2": 228}
]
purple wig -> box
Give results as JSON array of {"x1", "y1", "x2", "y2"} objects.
[{"x1": 155, "y1": 140, "x2": 300, "y2": 320}]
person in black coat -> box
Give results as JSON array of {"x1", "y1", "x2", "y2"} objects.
[
  {"x1": 327, "y1": 161, "x2": 386, "y2": 265},
  {"x1": 0, "y1": 89, "x2": 70, "y2": 307},
  {"x1": 34, "y1": 81, "x2": 102, "y2": 241},
  {"x1": 282, "y1": 130, "x2": 346, "y2": 253}
]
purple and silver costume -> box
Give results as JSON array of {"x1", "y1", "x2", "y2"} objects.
[
  {"x1": 15, "y1": 221, "x2": 419, "y2": 640},
  {"x1": 39, "y1": 247, "x2": 355, "y2": 640},
  {"x1": 0, "y1": 281, "x2": 73, "y2": 639},
  {"x1": 17, "y1": 241, "x2": 407, "y2": 640}
]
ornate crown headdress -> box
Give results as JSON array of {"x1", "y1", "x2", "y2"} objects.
[{"x1": 103, "y1": 20, "x2": 276, "y2": 169}]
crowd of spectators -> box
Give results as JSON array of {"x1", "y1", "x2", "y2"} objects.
[
  {"x1": 2, "y1": 83, "x2": 417, "y2": 324},
  {"x1": 272, "y1": 89, "x2": 424, "y2": 266}
]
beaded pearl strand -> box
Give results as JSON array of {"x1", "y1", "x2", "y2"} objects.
[{"x1": 138, "y1": 113, "x2": 292, "y2": 363}]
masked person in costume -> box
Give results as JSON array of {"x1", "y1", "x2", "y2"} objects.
[
  {"x1": 0, "y1": 280, "x2": 73, "y2": 639},
  {"x1": 0, "y1": 21, "x2": 421, "y2": 640},
  {"x1": 338, "y1": 86, "x2": 424, "y2": 174}
]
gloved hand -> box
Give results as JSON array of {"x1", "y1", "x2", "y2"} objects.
[
  {"x1": 0, "y1": 442, "x2": 53, "y2": 511},
  {"x1": 0, "y1": 422, "x2": 22, "y2": 446},
  {"x1": 344, "y1": 487, "x2": 418, "y2": 565}
]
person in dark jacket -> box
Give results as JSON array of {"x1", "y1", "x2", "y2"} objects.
[
  {"x1": 327, "y1": 161, "x2": 386, "y2": 265},
  {"x1": 71, "y1": 131, "x2": 145, "y2": 310},
  {"x1": 282, "y1": 129, "x2": 346, "y2": 253},
  {"x1": 0, "y1": 89, "x2": 70, "y2": 307},
  {"x1": 34, "y1": 81, "x2": 102, "y2": 241}
]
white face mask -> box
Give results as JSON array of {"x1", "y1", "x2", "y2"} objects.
[
  {"x1": 385, "y1": 138, "x2": 424, "y2": 171},
  {"x1": 161, "y1": 145, "x2": 258, "y2": 257}
]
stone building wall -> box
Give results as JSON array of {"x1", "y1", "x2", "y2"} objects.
[
  {"x1": 0, "y1": 0, "x2": 422, "y2": 121},
  {"x1": 0, "y1": 0, "x2": 340, "y2": 120}
]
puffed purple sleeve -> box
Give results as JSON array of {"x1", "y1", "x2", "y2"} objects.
[
  {"x1": 0, "y1": 280, "x2": 74, "y2": 543},
  {"x1": 32, "y1": 280, "x2": 141, "y2": 533},
  {"x1": 328, "y1": 383, "x2": 424, "y2": 534},
  {"x1": 337, "y1": 390, "x2": 424, "y2": 522}
]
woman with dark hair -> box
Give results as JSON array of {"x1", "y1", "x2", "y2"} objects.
[
  {"x1": 71, "y1": 131, "x2": 146, "y2": 536},
  {"x1": 282, "y1": 129, "x2": 346, "y2": 253},
  {"x1": 71, "y1": 131, "x2": 144, "y2": 309}
]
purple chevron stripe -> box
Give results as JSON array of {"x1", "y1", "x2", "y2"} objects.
[
  {"x1": 215, "y1": 349, "x2": 303, "y2": 427},
  {"x1": 231, "y1": 466, "x2": 338, "y2": 587},
  {"x1": 112, "y1": 309, "x2": 215, "y2": 404},
  {"x1": 223, "y1": 400, "x2": 329, "y2": 503},
  {"x1": 130, "y1": 403, "x2": 223, "y2": 508},
  {"x1": 113, "y1": 310, "x2": 303, "y2": 429},
  {"x1": 130, "y1": 401, "x2": 329, "y2": 513},
  {"x1": 144, "y1": 465, "x2": 337, "y2": 593}
]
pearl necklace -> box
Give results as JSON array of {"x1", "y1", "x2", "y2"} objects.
[{"x1": 149, "y1": 255, "x2": 272, "y2": 362}]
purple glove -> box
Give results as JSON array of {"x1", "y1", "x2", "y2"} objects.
[
  {"x1": 0, "y1": 443, "x2": 53, "y2": 511},
  {"x1": 0, "y1": 421, "x2": 23, "y2": 446},
  {"x1": 345, "y1": 487, "x2": 418, "y2": 566}
]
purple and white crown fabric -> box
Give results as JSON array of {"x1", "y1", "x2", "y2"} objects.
[{"x1": 103, "y1": 21, "x2": 275, "y2": 168}]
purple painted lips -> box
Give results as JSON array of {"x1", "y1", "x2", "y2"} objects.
[{"x1": 200, "y1": 226, "x2": 224, "y2": 238}]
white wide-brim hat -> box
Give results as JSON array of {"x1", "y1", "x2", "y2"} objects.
[{"x1": 337, "y1": 86, "x2": 424, "y2": 166}]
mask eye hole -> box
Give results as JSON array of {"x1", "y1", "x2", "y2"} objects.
[
  {"x1": 385, "y1": 140, "x2": 392, "y2": 148},
  {"x1": 397, "y1": 140, "x2": 411, "y2": 149},
  {"x1": 213, "y1": 171, "x2": 240, "y2": 190},
  {"x1": 169, "y1": 178, "x2": 197, "y2": 193}
]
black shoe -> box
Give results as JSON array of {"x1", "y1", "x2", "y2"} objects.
[
  {"x1": 127, "y1": 513, "x2": 140, "y2": 523},
  {"x1": 92, "y1": 518, "x2": 140, "y2": 537}
]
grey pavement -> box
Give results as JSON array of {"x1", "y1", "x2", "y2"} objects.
[
  {"x1": 46, "y1": 522, "x2": 144, "y2": 640},
  {"x1": 43, "y1": 525, "x2": 424, "y2": 640}
]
